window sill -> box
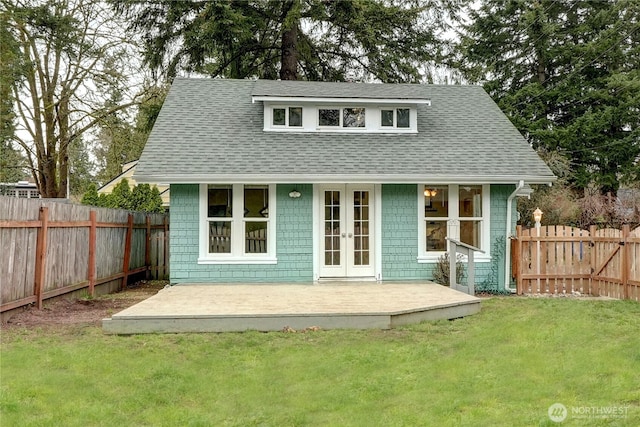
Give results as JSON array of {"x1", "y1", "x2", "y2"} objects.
[
  {"x1": 417, "y1": 253, "x2": 492, "y2": 263},
  {"x1": 197, "y1": 257, "x2": 278, "y2": 265}
]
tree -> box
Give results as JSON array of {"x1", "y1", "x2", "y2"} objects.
[
  {"x1": 2, "y1": 0, "x2": 147, "y2": 198},
  {"x1": 113, "y1": 0, "x2": 460, "y2": 83},
  {"x1": 80, "y1": 182, "x2": 100, "y2": 206},
  {"x1": 81, "y1": 179, "x2": 164, "y2": 213},
  {"x1": 458, "y1": 0, "x2": 640, "y2": 195},
  {"x1": 0, "y1": 8, "x2": 26, "y2": 183},
  {"x1": 94, "y1": 85, "x2": 167, "y2": 184}
]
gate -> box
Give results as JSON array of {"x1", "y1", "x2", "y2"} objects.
[{"x1": 514, "y1": 225, "x2": 640, "y2": 301}]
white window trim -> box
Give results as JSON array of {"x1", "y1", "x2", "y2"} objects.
[
  {"x1": 263, "y1": 102, "x2": 418, "y2": 133},
  {"x1": 417, "y1": 184, "x2": 491, "y2": 263},
  {"x1": 270, "y1": 106, "x2": 303, "y2": 128},
  {"x1": 380, "y1": 108, "x2": 411, "y2": 129},
  {"x1": 198, "y1": 184, "x2": 277, "y2": 264}
]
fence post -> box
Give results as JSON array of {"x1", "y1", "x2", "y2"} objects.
[
  {"x1": 122, "y1": 214, "x2": 134, "y2": 291},
  {"x1": 163, "y1": 215, "x2": 169, "y2": 279},
  {"x1": 621, "y1": 224, "x2": 630, "y2": 299},
  {"x1": 589, "y1": 225, "x2": 598, "y2": 296},
  {"x1": 33, "y1": 206, "x2": 49, "y2": 309},
  {"x1": 145, "y1": 215, "x2": 151, "y2": 280},
  {"x1": 515, "y1": 226, "x2": 522, "y2": 294},
  {"x1": 88, "y1": 210, "x2": 97, "y2": 296}
]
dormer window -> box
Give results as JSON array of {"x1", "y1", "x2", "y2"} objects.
[
  {"x1": 381, "y1": 108, "x2": 410, "y2": 128},
  {"x1": 272, "y1": 107, "x2": 302, "y2": 127},
  {"x1": 318, "y1": 108, "x2": 367, "y2": 128},
  {"x1": 343, "y1": 108, "x2": 366, "y2": 127}
]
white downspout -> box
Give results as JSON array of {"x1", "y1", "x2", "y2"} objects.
[{"x1": 504, "y1": 180, "x2": 525, "y2": 293}]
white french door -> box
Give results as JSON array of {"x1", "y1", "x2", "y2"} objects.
[{"x1": 318, "y1": 184, "x2": 375, "y2": 278}]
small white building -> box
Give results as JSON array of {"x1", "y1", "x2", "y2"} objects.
[{"x1": 0, "y1": 181, "x2": 40, "y2": 199}]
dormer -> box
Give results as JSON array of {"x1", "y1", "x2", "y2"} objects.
[{"x1": 251, "y1": 80, "x2": 430, "y2": 134}]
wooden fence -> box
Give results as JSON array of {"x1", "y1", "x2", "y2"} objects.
[
  {"x1": 513, "y1": 225, "x2": 640, "y2": 301},
  {"x1": 0, "y1": 197, "x2": 169, "y2": 312}
]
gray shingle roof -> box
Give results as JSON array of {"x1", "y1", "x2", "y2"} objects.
[{"x1": 135, "y1": 78, "x2": 555, "y2": 184}]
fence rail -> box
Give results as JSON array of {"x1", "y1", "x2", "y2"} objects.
[
  {"x1": 513, "y1": 224, "x2": 640, "y2": 301},
  {"x1": 0, "y1": 197, "x2": 169, "y2": 312}
]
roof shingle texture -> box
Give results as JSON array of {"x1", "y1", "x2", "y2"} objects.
[{"x1": 135, "y1": 78, "x2": 554, "y2": 183}]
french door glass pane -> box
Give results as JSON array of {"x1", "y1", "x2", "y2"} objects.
[
  {"x1": 245, "y1": 222, "x2": 267, "y2": 253},
  {"x1": 324, "y1": 191, "x2": 341, "y2": 266},
  {"x1": 353, "y1": 190, "x2": 370, "y2": 266},
  {"x1": 209, "y1": 221, "x2": 231, "y2": 253}
]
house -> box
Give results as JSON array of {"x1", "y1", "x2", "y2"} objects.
[
  {"x1": 98, "y1": 160, "x2": 170, "y2": 209},
  {"x1": 134, "y1": 78, "x2": 555, "y2": 290},
  {"x1": 0, "y1": 181, "x2": 40, "y2": 199}
]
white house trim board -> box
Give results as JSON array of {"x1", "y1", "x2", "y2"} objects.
[
  {"x1": 137, "y1": 174, "x2": 556, "y2": 185},
  {"x1": 252, "y1": 96, "x2": 431, "y2": 105}
]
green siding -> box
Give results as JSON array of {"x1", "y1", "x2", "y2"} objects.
[
  {"x1": 380, "y1": 184, "x2": 515, "y2": 289},
  {"x1": 170, "y1": 183, "x2": 515, "y2": 288},
  {"x1": 169, "y1": 184, "x2": 313, "y2": 283},
  {"x1": 381, "y1": 184, "x2": 424, "y2": 280}
]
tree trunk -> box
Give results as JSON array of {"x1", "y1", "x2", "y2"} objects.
[{"x1": 279, "y1": 1, "x2": 298, "y2": 81}]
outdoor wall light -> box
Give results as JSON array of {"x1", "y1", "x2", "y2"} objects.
[
  {"x1": 533, "y1": 207, "x2": 543, "y2": 226},
  {"x1": 288, "y1": 190, "x2": 301, "y2": 198}
]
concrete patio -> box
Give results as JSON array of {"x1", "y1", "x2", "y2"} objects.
[{"x1": 102, "y1": 282, "x2": 481, "y2": 334}]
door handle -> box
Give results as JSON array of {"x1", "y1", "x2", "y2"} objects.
[
  {"x1": 348, "y1": 233, "x2": 353, "y2": 238},
  {"x1": 341, "y1": 232, "x2": 346, "y2": 237}
]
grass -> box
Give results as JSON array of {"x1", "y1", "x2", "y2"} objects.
[{"x1": 1, "y1": 297, "x2": 639, "y2": 426}]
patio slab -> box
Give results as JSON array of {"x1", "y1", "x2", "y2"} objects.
[{"x1": 102, "y1": 282, "x2": 481, "y2": 334}]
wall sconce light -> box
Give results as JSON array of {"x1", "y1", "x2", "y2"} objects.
[
  {"x1": 533, "y1": 207, "x2": 543, "y2": 227},
  {"x1": 423, "y1": 188, "x2": 438, "y2": 197},
  {"x1": 288, "y1": 190, "x2": 301, "y2": 198}
]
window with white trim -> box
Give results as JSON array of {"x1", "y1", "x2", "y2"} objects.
[
  {"x1": 317, "y1": 107, "x2": 366, "y2": 128},
  {"x1": 381, "y1": 108, "x2": 410, "y2": 128},
  {"x1": 200, "y1": 184, "x2": 276, "y2": 263},
  {"x1": 418, "y1": 184, "x2": 490, "y2": 261},
  {"x1": 272, "y1": 107, "x2": 302, "y2": 127}
]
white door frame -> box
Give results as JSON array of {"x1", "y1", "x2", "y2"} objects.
[{"x1": 312, "y1": 184, "x2": 382, "y2": 281}]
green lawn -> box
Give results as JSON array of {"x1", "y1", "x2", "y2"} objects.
[{"x1": 1, "y1": 298, "x2": 639, "y2": 426}]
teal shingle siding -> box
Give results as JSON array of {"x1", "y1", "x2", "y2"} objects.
[
  {"x1": 380, "y1": 184, "x2": 515, "y2": 289},
  {"x1": 169, "y1": 184, "x2": 313, "y2": 283},
  {"x1": 170, "y1": 183, "x2": 515, "y2": 287}
]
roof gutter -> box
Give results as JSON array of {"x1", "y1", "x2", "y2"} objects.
[{"x1": 504, "y1": 180, "x2": 525, "y2": 293}]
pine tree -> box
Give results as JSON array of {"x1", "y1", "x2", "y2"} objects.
[{"x1": 458, "y1": 0, "x2": 640, "y2": 194}]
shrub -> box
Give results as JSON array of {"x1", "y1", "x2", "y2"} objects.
[{"x1": 432, "y1": 252, "x2": 464, "y2": 286}]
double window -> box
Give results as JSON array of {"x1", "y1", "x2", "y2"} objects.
[
  {"x1": 273, "y1": 107, "x2": 302, "y2": 127},
  {"x1": 418, "y1": 184, "x2": 490, "y2": 261},
  {"x1": 200, "y1": 184, "x2": 276, "y2": 263},
  {"x1": 318, "y1": 107, "x2": 366, "y2": 128},
  {"x1": 381, "y1": 108, "x2": 410, "y2": 128}
]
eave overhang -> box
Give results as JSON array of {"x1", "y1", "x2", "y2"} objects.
[{"x1": 134, "y1": 173, "x2": 557, "y2": 186}]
